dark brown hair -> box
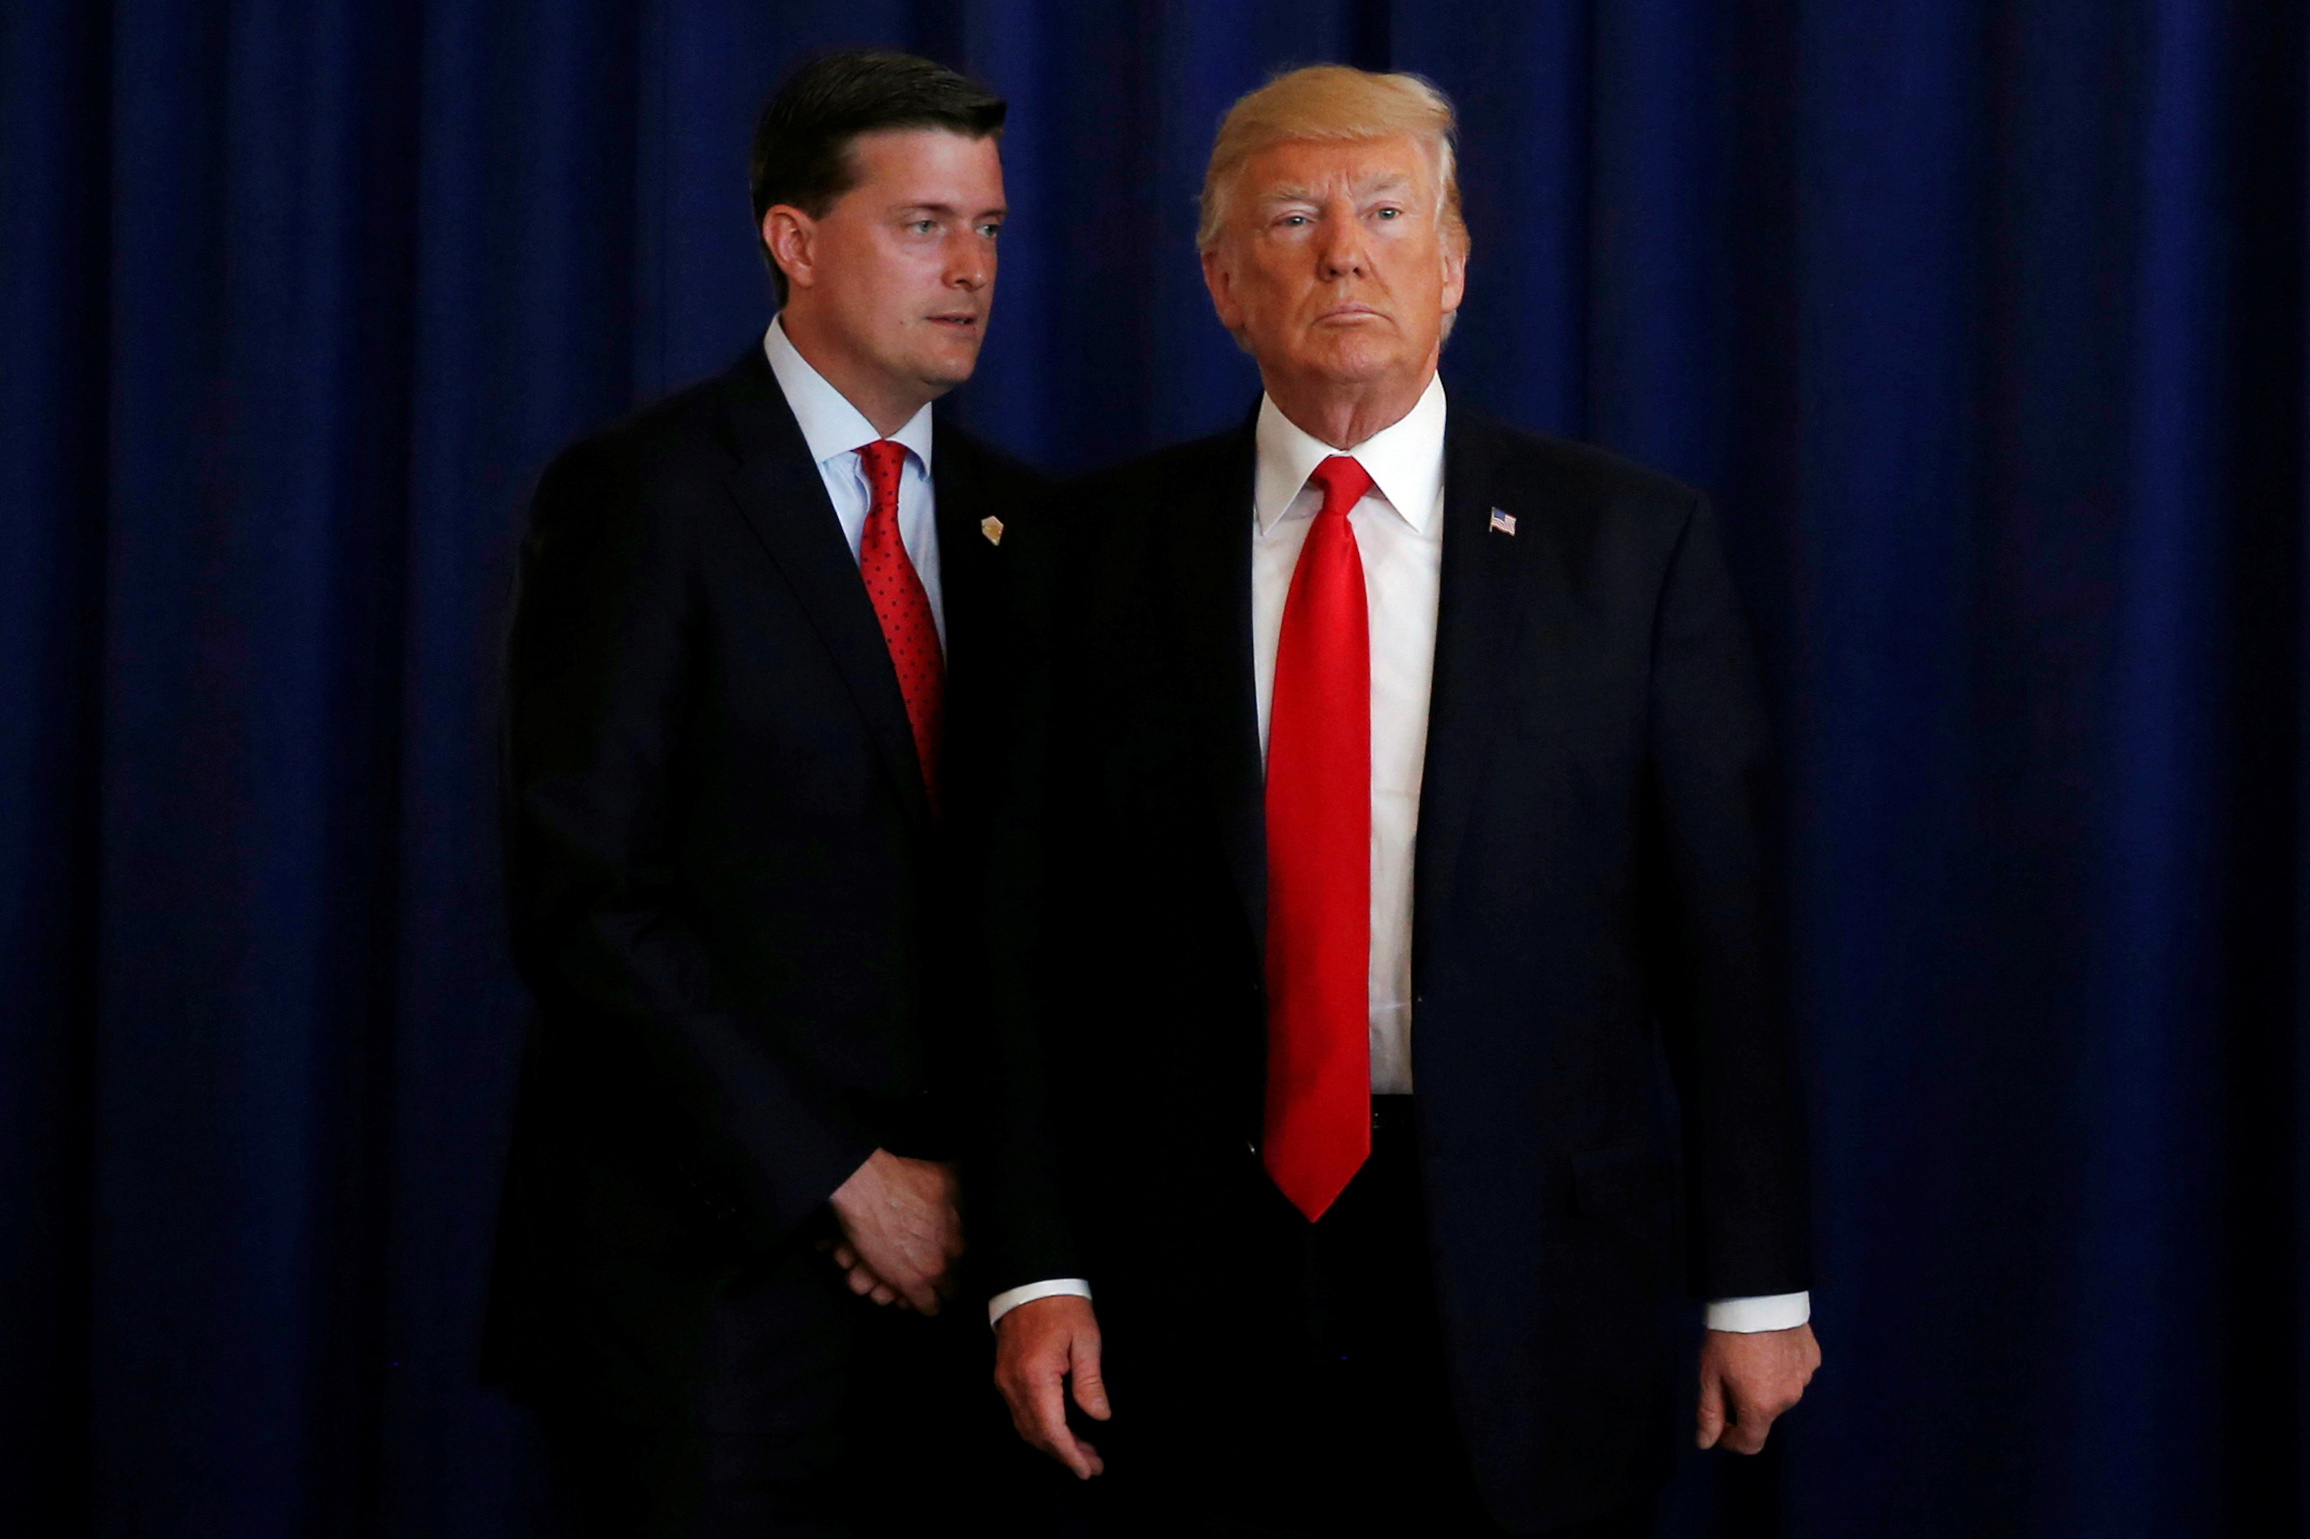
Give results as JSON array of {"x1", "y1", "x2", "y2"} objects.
[{"x1": 749, "y1": 51, "x2": 1008, "y2": 305}]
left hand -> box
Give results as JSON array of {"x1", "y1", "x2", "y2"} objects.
[
  {"x1": 1696, "y1": 1322, "x2": 1820, "y2": 1454},
  {"x1": 820, "y1": 1236, "x2": 906, "y2": 1308},
  {"x1": 993, "y1": 1295, "x2": 1110, "y2": 1479},
  {"x1": 826, "y1": 1149, "x2": 965, "y2": 1314}
]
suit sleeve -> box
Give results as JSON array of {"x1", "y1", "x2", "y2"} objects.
[
  {"x1": 1644, "y1": 492, "x2": 1813, "y2": 1301},
  {"x1": 502, "y1": 440, "x2": 876, "y2": 1243}
]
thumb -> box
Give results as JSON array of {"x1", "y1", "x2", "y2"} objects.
[
  {"x1": 1071, "y1": 1329, "x2": 1112, "y2": 1421},
  {"x1": 1696, "y1": 1365, "x2": 1726, "y2": 1450}
]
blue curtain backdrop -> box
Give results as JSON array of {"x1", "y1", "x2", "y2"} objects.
[{"x1": 3, "y1": 1, "x2": 2304, "y2": 1534}]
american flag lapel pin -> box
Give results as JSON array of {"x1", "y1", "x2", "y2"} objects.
[
  {"x1": 980, "y1": 515, "x2": 1004, "y2": 546},
  {"x1": 1488, "y1": 507, "x2": 1517, "y2": 536}
]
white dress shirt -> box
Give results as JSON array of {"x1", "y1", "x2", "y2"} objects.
[
  {"x1": 988, "y1": 376, "x2": 1805, "y2": 1336},
  {"x1": 763, "y1": 316, "x2": 946, "y2": 646},
  {"x1": 1253, "y1": 376, "x2": 1447, "y2": 1096}
]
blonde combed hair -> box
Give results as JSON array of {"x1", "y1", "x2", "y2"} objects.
[{"x1": 1196, "y1": 65, "x2": 1466, "y2": 255}]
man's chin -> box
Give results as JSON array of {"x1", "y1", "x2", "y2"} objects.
[
  {"x1": 1297, "y1": 344, "x2": 1412, "y2": 388},
  {"x1": 923, "y1": 341, "x2": 986, "y2": 384}
]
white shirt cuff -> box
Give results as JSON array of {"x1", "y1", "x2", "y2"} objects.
[
  {"x1": 987, "y1": 1278, "x2": 1093, "y2": 1329},
  {"x1": 1705, "y1": 1291, "x2": 1811, "y2": 1332}
]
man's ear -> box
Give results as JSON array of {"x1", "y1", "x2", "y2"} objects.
[
  {"x1": 764, "y1": 205, "x2": 816, "y2": 295},
  {"x1": 1439, "y1": 237, "x2": 1468, "y2": 319},
  {"x1": 1201, "y1": 243, "x2": 1241, "y2": 333}
]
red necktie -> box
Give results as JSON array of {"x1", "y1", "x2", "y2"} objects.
[
  {"x1": 854, "y1": 439, "x2": 943, "y2": 803},
  {"x1": 1263, "y1": 454, "x2": 1374, "y2": 1222}
]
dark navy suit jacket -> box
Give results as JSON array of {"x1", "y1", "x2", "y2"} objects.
[
  {"x1": 981, "y1": 403, "x2": 1811, "y2": 1530},
  {"x1": 484, "y1": 344, "x2": 1040, "y2": 1431}
]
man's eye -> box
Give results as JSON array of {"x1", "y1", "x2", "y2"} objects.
[
  {"x1": 910, "y1": 219, "x2": 938, "y2": 234},
  {"x1": 1374, "y1": 206, "x2": 1401, "y2": 220},
  {"x1": 979, "y1": 223, "x2": 1003, "y2": 239},
  {"x1": 1280, "y1": 214, "x2": 1310, "y2": 228}
]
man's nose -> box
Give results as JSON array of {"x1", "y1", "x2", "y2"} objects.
[
  {"x1": 1316, "y1": 209, "x2": 1367, "y2": 277},
  {"x1": 947, "y1": 233, "x2": 993, "y2": 289}
]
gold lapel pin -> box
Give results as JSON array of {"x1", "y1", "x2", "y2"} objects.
[{"x1": 980, "y1": 515, "x2": 1005, "y2": 546}]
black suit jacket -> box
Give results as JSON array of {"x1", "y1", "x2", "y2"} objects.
[
  {"x1": 483, "y1": 343, "x2": 1041, "y2": 1428},
  {"x1": 986, "y1": 403, "x2": 1810, "y2": 1530}
]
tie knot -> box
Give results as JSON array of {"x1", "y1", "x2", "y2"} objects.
[
  {"x1": 856, "y1": 439, "x2": 907, "y2": 511},
  {"x1": 1307, "y1": 455, "x2": 1373, "y2": 521}
]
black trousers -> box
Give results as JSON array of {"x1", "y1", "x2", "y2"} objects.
[
  {"x1": 539, "y1": 1238, "x2": 1032, "y2": 1539},
  {"x1": 1083, "y1": 1100, "x2": 1656, "y2": 1539}
]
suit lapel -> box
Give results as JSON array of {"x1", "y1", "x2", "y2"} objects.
[
  {"x1": 1414, "y1": 413, "x2": 1526, "y2": 933},
  {"x1": 1168, "y1": 425, "x2": 1269, "y2": 949},
  {"x1": 928, "y1": 426, "x2": 997, "y2": 675},
  {"x1": 717, "y1": 351, "x2": 934, "y2": 834}
]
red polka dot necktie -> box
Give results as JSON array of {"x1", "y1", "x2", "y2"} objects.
[
  {"x1": 1262, "y1": 454, "x2": 1374, "y2": 1222},
  {"x1": 853, "y1": 439, "x2": 943, "y2": 805}
]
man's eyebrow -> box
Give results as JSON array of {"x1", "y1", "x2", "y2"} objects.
[
  {"x1": 887, "y1": 201, "x2": 1008, "y2": 219},
  {"x1": 882, "y1": 198, "x2": 1002, "y2": 213}
]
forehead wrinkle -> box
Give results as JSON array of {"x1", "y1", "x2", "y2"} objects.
[
  {"x1": 1248, "y1": 162, "x2": 1422, "y2": 208},
  {"x1": 1347, "y1": 161, "x2": 1417, "y2": 189}
]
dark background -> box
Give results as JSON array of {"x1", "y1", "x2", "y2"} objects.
[{"x1": 4, "y1": 1, "x2": 2305, "y2": 1534}]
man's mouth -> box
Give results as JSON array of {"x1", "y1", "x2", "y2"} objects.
[{"x1": 928, "y1": 313, "x2": 982, "y2": 331}]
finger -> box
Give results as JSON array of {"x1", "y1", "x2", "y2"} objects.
[
  {"x1": 831, "y1": 1243, "x2": 858, "y2": 1271},
  {"x1": 1029, "y1": 1370, "x2": 1101, "y2": 1479},
  {"x1": 846, "y1": 1266, "x2": 878, "y2": 1297},
  {"x1": 869, "y1": 1281, "x2": 898, "y2": 1307},
  {"x1": 997, "y1": 1367, "x2": 1039, "y2": 1443},
  {"x1": 1070, "y1": 1332, "x2": 1112, "y2": 1422},
  {"x1": 1696, "y1": 1368, "x2": 1726, "y2": 1450},
  {"x1": 899, "y1": 1271, "x2": 944, "y2": 1315},
  {"x1": 1070, "y1": 1435, "x2": 1104, "y2": 1478},
  {"x1": 1720, "y1": 1385, "x2": 1776, "y2": 1455}
]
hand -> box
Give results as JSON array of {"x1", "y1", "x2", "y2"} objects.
[
  {"x1": 826, "y1": 1149, "x2": 964, "y2": 1314},
  {"x1": 1696, "y1": 1322, "x2": 1820, "y2": 1454},
  {"x1": 993, "y1": 1295, "x2": 1111, "y2": 1479},
  {"x1": 818, "y1": 1236, "x2": 902, "y2": 1308}
]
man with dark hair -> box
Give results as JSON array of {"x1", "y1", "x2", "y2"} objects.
[
  {"x1": 485, "y1": 49, "x2": 1039, "y2": 1537},
  {"x1": 749, "y1": 51, "x2": 1007, "y2": 308}
]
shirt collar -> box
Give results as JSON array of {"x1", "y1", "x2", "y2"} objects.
[
  {"x1": 1253, "y1": 372, "x2": 1447, "y2": 536},
  {"x1": 763, "y1": 315, "x2": 936, "y2": 474}
]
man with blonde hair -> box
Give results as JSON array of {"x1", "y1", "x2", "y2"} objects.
[{"x1": 979, "y1": 65, "x2": 1818, "y2": 1536}]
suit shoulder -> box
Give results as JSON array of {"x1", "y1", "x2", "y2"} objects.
[
  {"x1": 537, "y1": 368, "x2": 738, "y2": 494},
  {"x1": 1455, "y1": 406, "x2": 1705, "y2": 521},
  {"x1": 1064, "y1": 428, "x2": 1246, "y2": 514},
  {"x1": 527, "y1": 358, "x2": 769, "y2": 549},
  {"x1": 935, "y1": 418, "x2": 1054, "y2": 498}
]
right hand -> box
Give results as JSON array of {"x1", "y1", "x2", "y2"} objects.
[
  {"x1": 826, "y1": 1149, "x2": 964, "y2": 1314},
  {"x1": 994, "y1": 1294, "x2": 1111, "y2": 1479}
]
